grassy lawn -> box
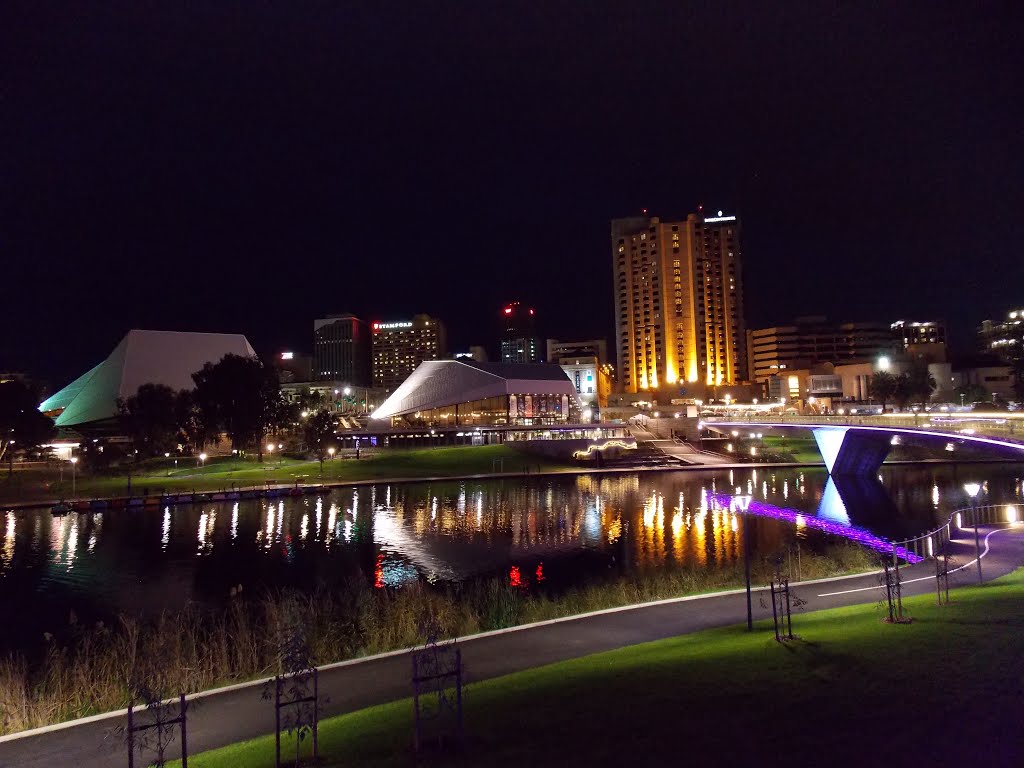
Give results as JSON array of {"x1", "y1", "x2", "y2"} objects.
[
  {"x1": 759, "y1": 435, "x2": 823, "y2": 463},
  {"x1": 0, "y1": 445, "x2": 568, "y2": 503},
  {"x1": 175, "y1": 568, "x2": 1024, "y2": 767}
]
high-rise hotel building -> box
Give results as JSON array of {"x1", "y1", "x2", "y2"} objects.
[
  {"x1": 612, "y1": 211, "x2": 747, "y2": 393},
  {"x1": 372, "y1": 314, "x2": 447, "y2": 393}
]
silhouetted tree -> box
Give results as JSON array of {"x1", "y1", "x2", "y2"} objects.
[
  {"x1": 117, "y1": 384, "x2": 180, "y2": 456},
  {"x1": 303, "y1": 410, "x2": 336, "y2": 471},
  {"x1": 173, "y1": 390, "x2": 207, "y2": 453},
  {"x1": 1013, "y1": 358, "x2": 1024, "y2": 403},
  {"x1": 191, "y1": 354, "x2": 282, "y2": 459},
  {"x1": 869, "y1": 371, "x2": 898, "y2": 413},
  {"x1": 0, "y1": 380, "x2": 56, "y2": 472},
  {"x1": 954, "y1": 383, "x2": 988, "y2": 406},
  {"x1": 902, "y1": 363, "x2": 937, "y2": 407}
]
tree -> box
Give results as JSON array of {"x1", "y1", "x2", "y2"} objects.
[
  {"x1": 954, "y1": 383, "x2": 988, "y2": 406},
  {"x1": 117, "y1": 384, "x2": 180, "y2": 456},
  {"x1": 869, "y1": 371, "x2": 898, "y2": 413},
  {"x1": 191, "y1": 354, "x2": 282, "y2": 458},
  {"x1": 173, "y1": 390, "x2": 206, "y2": 453},
  {"x1": 0, "y1": 380, "x2": 56, "y2": 472},
  {"x1": 903, "y1": 363, "x2": 937, "y2": 407},
  {"x1": 303, "y1": 410, "x2": 336, "y2": 471},
  {"x1": 1013, "y1": 358, "x2": 1024, "y2": 403}
]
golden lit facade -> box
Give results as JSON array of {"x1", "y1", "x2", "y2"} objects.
[
  {"x1": 371, "y1": 314, "x2": 447, "y2": 393},
  {"x1": 612, "y1": 212, "x2": 747, "y2": 392}
]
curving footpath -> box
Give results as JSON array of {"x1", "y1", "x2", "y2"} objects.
[{"x1": 2, "y1": 523, "x2": 1023, "y2": 768}]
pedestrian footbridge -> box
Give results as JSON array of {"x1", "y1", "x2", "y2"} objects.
[{"x1": 703, "y1": 416, "x2": 1024, "y2": 476}]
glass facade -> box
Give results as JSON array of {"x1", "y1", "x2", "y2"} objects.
[{"x1": 390, "y1": 393, "x2": 580, "y2": 428}]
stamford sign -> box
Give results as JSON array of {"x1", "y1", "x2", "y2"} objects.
[{"x1": 373, "y1": 321, "x2": 413, "y2": 330}]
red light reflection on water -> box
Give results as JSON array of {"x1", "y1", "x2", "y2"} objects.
[
  {"x1": 374, "y1": 553, "x2": 385, "y2": 589},
  {"x1": 535, "y1": 562, "x2": 545, "y2": 583},
  {"x1": 509, "y1": 565, "x2": 522, "y2": 587}
]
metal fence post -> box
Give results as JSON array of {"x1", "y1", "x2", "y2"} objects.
[
  {"x1": 312, "y1": 668, "x2": 319, "y2": 760},
  {"x1": 275, "y1": 676, "x2": 281, "y2": 768},
  {"x1": 455, "y1": 648, "x2": 464, "y2": 744},
  {"x1": 127, "y1": 703, "x2": 135, "y2": 768},
  {"x1": 412, "y1": 653, "x2": 420, "y2": 753},
  {"x1": 180, "y1": 693, "x2": 188, "y2": 768},
  {"x1": 973, "y1": 502, "x2": 983, "y2": 584}
]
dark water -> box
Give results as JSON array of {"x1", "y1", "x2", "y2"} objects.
[{"x1": 1, "y1": 464, "x2": 1022, "y2": 653}]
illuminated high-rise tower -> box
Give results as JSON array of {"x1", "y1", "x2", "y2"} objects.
[
  {"x1": 612, "y1": 210, "x2": 747, "y2": 393},
  {"x1": 500, "y1": 302, "x2": 540, "y2": 363}
]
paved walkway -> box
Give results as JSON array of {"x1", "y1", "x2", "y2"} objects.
[{"x1": 2, "y1": 524, "x2": 1023, "y2": 768}]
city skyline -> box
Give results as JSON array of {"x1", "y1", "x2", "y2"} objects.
[{"x1": 4, "y1": 5, "x2": 1022, "y2": 384}]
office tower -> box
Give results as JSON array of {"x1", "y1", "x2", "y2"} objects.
[
  {"x1": 371, "y1": 314, "x2": 447, "y2": 393},
  {"x1": 747, "y1": 317, "x2": 899, "y2": 383},
  {"x1": 546, "y1": 338, "x2": 608, "y2": 365},
  {"x1": 891, "y1": 320, "x2": 947, "y2": 349},
  {"x1": 978, "y1": 308, "x2": 1024, "y2": 362},
  {"x1": 612, "y1": 210, "x2": 746, "y2": 393},
  {"x1": 313, "y1": 314, "x2": 371, "y2": 385},
  {"x1": 500, "y1": 302, "x2": 541, "y2": 363}
]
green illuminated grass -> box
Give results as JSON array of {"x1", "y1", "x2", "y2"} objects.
[
  {"x1": 0, "y1": 445, "x2": 566, "y2": 503},
  {"x1": 174, "y1": 568, "x2": 1024, "y2": 767}
]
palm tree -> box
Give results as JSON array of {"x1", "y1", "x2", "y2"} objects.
[{"x1": 869, "y1": 371, "x2": 898, "y2": 413}]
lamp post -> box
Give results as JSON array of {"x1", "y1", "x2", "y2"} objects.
[
  {"x1": 199, "y1": 452, "x2": 207, "y2": 470},
  {"x1": 328, "y1": 447, "x2": 336, "y2": 461},
  {"x1": 736, "y1": 494, "x2": 753, "y2": 631},
  {"x1": 69, "y1": 456, "x2": 78, "y2": 499},
  {"x1": 964, "y1": 482, "x2": 982, "y2": 584},
  {"x1": 165, "y1": 452, "x2": 171, "y2": 476}
]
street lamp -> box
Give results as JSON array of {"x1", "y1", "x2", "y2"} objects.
[
  {"x1": 735, "y1": 494, "x2": 754, "y2": 630},
  {"x1": 964, "y1": 482, "x2": 982, "y2": 584},
  {"x1": 199, "y1": 452, "x2": 207, "y2": 469},
  {"x1": 69, "y1": 456, "x2": 78, "y2": 498},
  {"x1": 165, "y1": 452, "x2": 171, "y2": 476},
  {"x1": 328, "y1": 447, "x2": 336, "y2": 461}
]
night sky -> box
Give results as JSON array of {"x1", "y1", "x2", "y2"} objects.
[{"x1": 4, "y1": 2, "x2": 1023, "y2": 385}]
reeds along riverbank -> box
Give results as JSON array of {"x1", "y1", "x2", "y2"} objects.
[{"x1": 0, "y1": 542, "x2": 874, "y2": 735}]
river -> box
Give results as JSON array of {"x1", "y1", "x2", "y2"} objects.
[{"x1": 1, "y1": 463, "x2": 1021, "y2": 654}]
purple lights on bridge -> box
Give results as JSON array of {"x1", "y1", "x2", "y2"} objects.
[{"x1": 711, "y1": 493, "x2": 922, "y2": 564}]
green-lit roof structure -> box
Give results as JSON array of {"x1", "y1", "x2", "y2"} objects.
[{"x1": 40, "y1": 329, "x2": 256, "y2": 428}]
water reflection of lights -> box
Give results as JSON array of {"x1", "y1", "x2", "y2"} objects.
[
  {"x1": 197, "y1": 510, "x2": 216, "y2": 554},
  {"x1": 87, "y1": 512, "x2": 100, "y2": 553},
  {"x1": 713, "y1": 493, "x2": 920, "y2": 563},
  {"x1": 162, "y1": 508, "x2": 171, "y2": 549},
  {"x1": 3, "y1": 511, "x2": 15, "y2": 567},
  {"x1": 231, "y1": 503, "x2": 239, "y2": 540},
  {"x1": 264, "y1": 504, "x2": 275, "y2": 548}
]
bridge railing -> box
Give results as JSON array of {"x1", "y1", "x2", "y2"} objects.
[
  {"x1": 897, "y1": 503, "x2": 1021, "y2": 562},
  {"x1": 703, "y1": 414, "x2": 1023, "y2": 442}
]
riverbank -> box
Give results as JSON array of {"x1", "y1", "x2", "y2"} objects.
[
  {"x1": 3, "y1": 441, "x2": 1005, "y2": 511},
  {"x1": 0, "y1": 542, "x2": 874, "y2": 735},
  {"x1": 0, "y1": 445, "x2": 567, "y2": 507},
  {"x1": 179, "y1": 565, "x2": 1024, "y2": 767}
]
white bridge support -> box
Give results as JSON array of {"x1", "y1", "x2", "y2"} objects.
[{"x1": 812, "y1": 427, "x2": 892, "y2": 476}]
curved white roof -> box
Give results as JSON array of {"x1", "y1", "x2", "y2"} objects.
[
  {"x1": 370, "y1": 360, "x2": 579, "y2": 419},
  {"x1": 40, "y1": 330, "x2": 257, "y2": 427}
]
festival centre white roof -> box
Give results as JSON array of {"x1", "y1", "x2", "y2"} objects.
[
  {"x1": 39, "y1": 329, "x2": 257, "y2": 427},
  {"x1": 370, "y1": 360, "x2": 579, "y2": 420}
]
